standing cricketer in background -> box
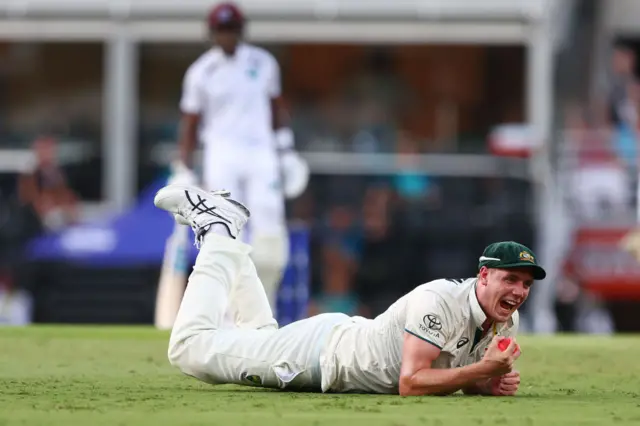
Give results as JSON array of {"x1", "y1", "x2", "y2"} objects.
[
  {"x1": 155, "y1": 184, "x2": 544, "y2": 396},
  {"x1": 169, "y1": 2, "x2": 309, "y2": 316}
]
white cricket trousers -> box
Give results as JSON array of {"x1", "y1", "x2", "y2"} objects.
[
  {"x1": 168, "y1": 231, "x2": 348, "y2": 390},
  {"x1": 201, "y1": 144, "x2": 286, "y2": 239},
  {"x1": 201, "y1": 143, "x2": 289, "y2": 313}
]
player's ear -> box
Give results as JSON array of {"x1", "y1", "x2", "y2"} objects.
[{"x1": 478, "y1": 266, "x2": 490, "y2": 285}]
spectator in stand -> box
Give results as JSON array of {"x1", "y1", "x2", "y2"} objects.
[
  {"x1": 0, "y1": 271, "x2": 32, "y2": 326},
  {"x1": 393, "y1": 131, "x2": 439, "y2": 205},
  {"x1": 353, "y1": 184, "x2": 400, "y2": 316},
  {"x1": 609, "y1": 44, "x2": 639, "y2": 173},
  {"x1": 18, "y1": 136, "x2": 79, "y2": 232},
  {"x1": 565, "y1": 105, "x2": 629, "y2": 222},
  {"x1": 309, "y1": 203, "x2": 362, "y2": 316}
]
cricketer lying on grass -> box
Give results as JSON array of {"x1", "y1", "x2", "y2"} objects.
[{"x1": 154, "y1": 184, "x2": 546, "y2": 396}]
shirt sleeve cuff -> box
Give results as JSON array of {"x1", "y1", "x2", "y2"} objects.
[{"x1": 404, "y1": 329, "x2": 443, "y2": 350}]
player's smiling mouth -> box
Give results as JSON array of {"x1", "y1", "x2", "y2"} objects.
[{"x1": 499, "y1": 299, "x2": 518, "y2": 312}]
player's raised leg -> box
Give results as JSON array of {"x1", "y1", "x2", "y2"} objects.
[
  {"x1": 155, "y1": 184, "x2": 305, "y2": 388},
  {"x1": 229, "y1": 250, "x2": 280, "y2": 330},
  {"x1": 154, "y1": 185, "x2": 254, "y2": 379}
]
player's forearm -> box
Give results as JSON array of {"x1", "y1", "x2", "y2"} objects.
[
  {"x1": 177, "y1": 136, "x2": 196, "y2": 167},
  {"x1": 271, "y1": 97, "x2": 289, "y2": 131},
  {"x1": 177, "y1": 114, "x2": 199, "y2": 167},
  {"x1": 399, "y1": 362, "x2": 493, "y2": 396}
]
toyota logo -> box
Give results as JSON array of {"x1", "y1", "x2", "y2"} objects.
[{"x1": 423, "y1": 314, "x2": 442, "y2": 331}]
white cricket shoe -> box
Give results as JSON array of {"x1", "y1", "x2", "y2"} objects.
[{"x1": 154, "y1": 184, "x2": 250, "y2": 246}]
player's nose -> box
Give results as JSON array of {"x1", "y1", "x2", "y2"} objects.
[{"x1": 511, "y1": 283, "x2": 527, "y2": 298}]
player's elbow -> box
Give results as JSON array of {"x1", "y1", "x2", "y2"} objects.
[
  {"x1": 398, "y1": 374, "x2": 424, "y2": 397},
  {"x1": 398, "y1": 380, "x2": 415, "y2": 397}
]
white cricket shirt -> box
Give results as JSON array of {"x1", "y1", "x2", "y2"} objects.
[
  {"x1": 319, "y1": 278, "x2": 519, "y2": 394},
  {"x1": 180, "y1": 43, "x2": 280, "y2": 150}
]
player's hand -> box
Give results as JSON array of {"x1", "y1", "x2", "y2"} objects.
[
  {"x1": 481, "y1": 336, "x2": 519, "y2": 377},
  {"x1": 279, "y1": 150, "x2": 309, "y2": 199},
  {"x1": 168, "y1": 161, "x2": 197, "y2": 186},
  {"x1": 489, "y1": 370, "x2": 521, "y2": 396}
]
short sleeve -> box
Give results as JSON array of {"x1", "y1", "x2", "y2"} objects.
[
  {"x1": 179, "y1": 66, "x2": 204, "y2": 114},
  {"x1": 267, "y1": 55, "x2": 281, "y2": 98},
  {"x1": 404, "y1": 290, "x2": 452, "y2": 350}
]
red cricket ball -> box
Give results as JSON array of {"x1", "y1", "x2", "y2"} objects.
[
  {"x1": 498, "y1": 337, "x2": 513, "y2": 352},
  {"x1": 498, "y1": 337, "x2": 521, "y2": 354}
]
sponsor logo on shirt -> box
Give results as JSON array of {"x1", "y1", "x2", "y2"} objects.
[
  {"x1": 423, "y1": 314, "x2": 442, "y2": 331},
  {"x1": 418, "y1": 314, "x2": 443, "y2": 341},
  {"x1": 247, "y1": 57, "x2": 261, "y2": 79}
]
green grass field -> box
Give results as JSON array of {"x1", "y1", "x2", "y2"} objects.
[{"x1": 1, "y1": 327, "x2": 639, "y2": 426}]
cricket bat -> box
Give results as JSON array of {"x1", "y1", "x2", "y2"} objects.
[{"x1": 154, "y1": 223, "x2": 190, "y2": 330}]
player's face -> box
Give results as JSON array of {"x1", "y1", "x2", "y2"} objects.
[
  {"x1": 481, "y1": 267, "x2": 533, "y2": 322},
  {"x1": 212, "y1": 28, "x2": 241, "y2": 55}
]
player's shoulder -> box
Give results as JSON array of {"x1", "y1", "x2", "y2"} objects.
[
  {"x1": 411, "y1": 278, "x2": 475, "y2": 312},
  {"x1": 244, "y1": 44, "x2": 276, "y2": 59},
  {"x1": 415, "y1": 277, "x2": 474, "y2": 297},
  {"x1": 185, "y1": 49, "x2": 221, "y2": 78},
  {"x1": 243, "y1": 44, "x2": 279, "y2": 66}
]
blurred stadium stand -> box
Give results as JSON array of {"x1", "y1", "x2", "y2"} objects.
[{"x1": 3, "y1": 0, "x2": 640, "y2": 332}]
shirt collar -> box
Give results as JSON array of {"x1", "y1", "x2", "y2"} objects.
[
  {"x1": 235, "y1": 42, "x2": 248, "y2": 58},
  {"x1": 213, "y1": 42, "x2": 247, "y2": 60},
  {"x1": 468, "y1": 279, "x2": 488, "y2": 329}
]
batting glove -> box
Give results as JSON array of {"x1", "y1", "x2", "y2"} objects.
[
  {"x1": 168, "y1": 160, "x2": 198, "y2": 186},
  {"x1": 275, "y1": 128, "x2": 309, "y2": 199}
]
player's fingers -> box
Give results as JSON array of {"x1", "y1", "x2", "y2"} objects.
[
  {"x1": 500, "y1": 376, "x2": 520, "y2": 385},
  {"x1": 500, "y1": 376, "x2": 520, "y2": 387},
  {"x1": 513, "y1": 345, "x2": 522, "y2": 359},
  {"x1": 499, "y1": 383, "x2": 519, "y2": 393},
  {"x1": 505, "y1": 338, "x2": 518, "y2": 355},
  {"x1": 503, "y1": 370, "x2": 519, "y2": 378}
]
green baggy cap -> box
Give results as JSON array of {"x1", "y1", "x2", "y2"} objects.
[{"x1": 479, "y1": 241, "x2": 546, "y2": 280}]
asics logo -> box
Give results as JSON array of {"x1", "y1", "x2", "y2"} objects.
[
  {"x1": 456, "y1": 337, "x2": 470, "y2": 349},
  {"x1": 185, "y1": 191, "x2": 231, "y2": 224}
]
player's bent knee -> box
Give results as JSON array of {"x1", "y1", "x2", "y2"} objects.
[
  {"x1": 167, "y1": 337, "x2": 202, "y2": 376},
  {"x1": 167, "y1": 338, "x2": 188, "y2": 369},
  {"x1": 167, "y1": 333, "x2": 219, "y2": 382}
]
